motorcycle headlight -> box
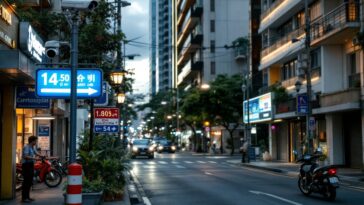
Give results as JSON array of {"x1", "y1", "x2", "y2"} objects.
[{"x1": 132, "y1": 147, "x2": 138, "y2": 152}]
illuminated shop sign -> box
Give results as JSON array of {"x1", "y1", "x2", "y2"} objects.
[
  {"x1": 243, "y1": 92, "x2": 272, "y2": 123},
  {"x1": 0, "y1": 28, "x2": 15, "y2": 48},
  {"x1": 0, "y1": 5, "x2": 12, "y2": 25},
  {"x1": 19, "y1": 22, "x2": 45, "y2": 63}
]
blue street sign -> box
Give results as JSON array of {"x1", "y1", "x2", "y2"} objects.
[
  {"x1": 297, "y1": 94, "x2": 308, "y2": 114},
  {"x1": 36, "y1": 69, "x2": 103, "y2": 98},
  {"x1": 38, "y1": 125, "x2": 50, "y2": 136},
  {"x1": 94, "y1": 125, "x2": 119, "y2": 133},
  {"x1": 94, "y1": 82, "x2": 109, "y2": 106},
  {"x1": 16, "y1": 86, "x2": 50, "y2": 108}
]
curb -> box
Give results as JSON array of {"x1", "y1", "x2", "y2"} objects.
[{"x1": 128, "y1": 170, "x2": 152, "y2": 205}]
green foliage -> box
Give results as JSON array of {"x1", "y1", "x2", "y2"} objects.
[
  {"x1": 78, "y1": 131, "x2": 130, "y2": 198},
  {"x1": 270, "y1": 83, "x2": 290, "y2": 104}
]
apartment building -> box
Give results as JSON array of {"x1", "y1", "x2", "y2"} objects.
[
  {"x1": 256, "y1": 0, "x2": 363, "y2": 168},
  {"x1": 176, "y1": 0, "x2": 249, "y2": 88},
  {"x1": 150, "y1": 0, "x2": 174, "y2": 93}
]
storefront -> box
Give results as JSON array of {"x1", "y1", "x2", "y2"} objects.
[{"x1": 0, "y1": 1, "x2": 48, "y2": 198}]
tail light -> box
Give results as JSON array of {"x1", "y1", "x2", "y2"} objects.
[{"x1": 328, "y1": 168, "x2": 337, "y2": 175}]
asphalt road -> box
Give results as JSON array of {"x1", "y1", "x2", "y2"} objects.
[{"x1": 130, "y1": 152, "x2": 364, "y2": 205}]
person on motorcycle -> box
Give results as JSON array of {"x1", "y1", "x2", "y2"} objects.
[{"x1": 21, "y1": 136, "x2": 42, "y2": 203}]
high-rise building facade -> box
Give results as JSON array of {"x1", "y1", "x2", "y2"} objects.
[
  {"x1": 176, "y1": 0, "x2": 249, "y2": 88},
  {"x1": 256, "y1": 0, "x2": 363, "y2": 168},
  {"x1": 150, "y1": 0, "x2": 158, "y2": 95},
  {"x1": 150, "y1": 0, "x2": 174, "y2": 94}
]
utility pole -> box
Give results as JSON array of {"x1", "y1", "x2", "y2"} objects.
[
  {"x1": 304, "y1": 0, "x2": 312, "y2": 154},
  {"x1": 70, "y1": 13, "x2": 79, "y2": 163}
]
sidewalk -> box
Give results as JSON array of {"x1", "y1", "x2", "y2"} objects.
[
  {"x1": 0, "y1": 183, "x2": 131, "y2": 205},
  {"x1": 226, "y1": 159, "x2": 364, "y2": 188}
]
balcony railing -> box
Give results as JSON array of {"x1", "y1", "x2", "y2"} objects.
[
  {"x1": 260, "y1": 0, "x2": 285, "y2": 21},
  {"x1": 275, "y1": 97, "x2": 296, "y2": 114},
  {"x1": 348, "y1": 73, "x2": 361, "y2": 88},
  {"x1": 261, "y1": 26, "x2": 305, "y2": 57},
  {"x1": 311, "y1": 2, "x2": 360, "y2": 42}
]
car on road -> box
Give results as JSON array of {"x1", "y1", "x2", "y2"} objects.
[
  {"x1": 157, "y1": 140, "x2": 176, "y2": 153},
  {"x1": 131, "y1": 139, "x2": 155, "y2": 159}
]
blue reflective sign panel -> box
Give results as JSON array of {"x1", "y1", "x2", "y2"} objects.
[
  {"x1": 297, "y1": 95, "x2": 308, "y2": 114},
  {"x1": 36, "y1": 69, "x2": 102, "y2": 98}
]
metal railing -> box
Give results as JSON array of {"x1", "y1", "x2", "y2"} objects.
[
  {"x1": 311, "y1": 2, "x2": 360, "y2": 41},
  {"x1": 275, "y1": 97, "x2": 296, "y2": 114},
  {"x1": 261, "y1": 26, "x2": 305, "y2": 57},
  {"x1": 260, "y1": 0, "x2": 285, "y2": 21}
]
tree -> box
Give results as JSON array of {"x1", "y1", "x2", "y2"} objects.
[
  {"x1": 208, "y1": 75, "x2": 244, "y2": 155},
  {"x1": 138, "y1": 90, "x2": 177, "y2": 139}
]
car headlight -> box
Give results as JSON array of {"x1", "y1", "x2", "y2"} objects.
[
  {"x1": 148, "y1": 147, "x2": 154, "y2": 152},
  {"x1": 171, "y1": 146, "x2": 176, "y2": 150},
  {"x1": 158, "y1": 146, "x2": 163, "y2": 150},
  {"x1": 132, "y1": 147, "x2": 138, "y2": 152}
]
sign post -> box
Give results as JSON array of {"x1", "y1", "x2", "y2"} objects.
[
  {"x1": 36, "y1": 69, "x2": 102, "y2": 98},
  {"x1": 93, "y1": 108, "x2": 120, "y2": 133}
]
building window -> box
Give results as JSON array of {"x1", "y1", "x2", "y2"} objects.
[
  {"x1": 210, "y1": 20, "x2": 215, "y2": 32},
  {"x1": 211, "y1": 61, "x2": 216, "y2": 75},
  {"x1": 310, "y1": 48, "x2": 321, "y2": 69},
  {"x1": 210, "y1": 40, "x2": 215, "y2": 53},
  {"x1": 210, "y1": 0, "x2": 215, "y2": 11},
  {"x1": 281, "y1": 59, "x2": 297, "y2": 81}
]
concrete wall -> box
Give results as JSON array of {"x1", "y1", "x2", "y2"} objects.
[
  {"x1": 321, "y1": 45, "x2": 345, "y2": 93},
  {"x1": 202, "y1": 0, "x2": 249, "y2": 83},
  {"x1": 326, "y1": 113, "x2": 345, "y2": 165}
]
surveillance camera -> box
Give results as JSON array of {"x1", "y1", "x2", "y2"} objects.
[
  {"x1": 61, "y1": 0, "x2": 99, "y2": 11},
  {"x1": 45, "y1": 40, "x2": 60, "y2": 59}
]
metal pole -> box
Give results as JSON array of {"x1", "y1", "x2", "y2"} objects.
[
  {"x1": 89, "y1": 100, "x2": 94, "y2": 150},
  {"x1": 304, "y1": 0, "x2": 312, "y2": 154},
  {"x1": 70, "y1": 13, "x2": 79, "y2": 163},
  {"x1": 117, "y1": 0, "x2": 122, "y2": 69},
  {"x1": 176, "y1": 88, "x2": 180, "y2": 148}
]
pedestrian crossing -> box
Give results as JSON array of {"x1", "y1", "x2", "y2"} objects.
[{"x1": 130, "y1": 160, "x2": 233, "y2": 169}]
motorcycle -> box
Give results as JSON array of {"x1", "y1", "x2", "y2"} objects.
[
  {"x1": 16, "y1": 156, "x2": 63, "y2": 188},
  {"x1": 49, "y1": 158, "x2": 68, "y2": 176},
  {"x1": 297, "y1": 154, "x2": 339, "y2": 201}
]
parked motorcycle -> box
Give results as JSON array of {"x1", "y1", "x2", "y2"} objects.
[
  {"x1": 49, "y1": 158, "x2": 68, "y2": 176},
  {"x1": 16, "y1": 156, "x2": 62, "y2": 188},
  {"x1": 297, "y1": 154, "x2": 339, "y2": 201}
]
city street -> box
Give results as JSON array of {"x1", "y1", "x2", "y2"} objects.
[{"x1": 131, "y1": 152, "x2": 364, "y2": 205}]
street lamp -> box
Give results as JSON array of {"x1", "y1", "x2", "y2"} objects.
[
  {"x1": 116, "y1": 92, "x2": 126, "y2": 104},
  {"x1": 110, "y1": 70, "x2": 125, "y2": 86}
]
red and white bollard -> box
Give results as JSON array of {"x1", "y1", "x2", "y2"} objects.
[{"x1": 67, "y1": 163, "x2": 82, "y2": 205}]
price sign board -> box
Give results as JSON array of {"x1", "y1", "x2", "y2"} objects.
[
  {"x1": 93, "y1": 108, "x2": 120, "y2": 133},
  {"x1": 36, "y1": 69, "x2": 102, "y2": 98}
]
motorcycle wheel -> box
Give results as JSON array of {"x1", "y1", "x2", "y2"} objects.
[
  {"x1": 298, "y1": 176, "x2": 311, "y2": 196},
  {"x1": 323, "y1": 186, "x2": 336, "y2": 201},
  {"x1": 44, "y1": 169, "x2": 62, "y2": 188}
]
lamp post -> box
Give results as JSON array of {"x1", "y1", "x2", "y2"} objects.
[
  {"x1": 295, "y1": 0, "x2": 312, "y2": 154},
  {"x1": 241, "y1": 76, "x2": 251, "y2": 146}
]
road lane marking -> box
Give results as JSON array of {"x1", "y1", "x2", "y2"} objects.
[
  {"x1": 184, "y1": 161, "x2": 193, "y2": 164},
  {"x1": 158, "y1": 161, "x2": 167, "y2": 164},
  {"x1": 175, "y1": 165, "x2": 186, "y2": 169},
  {"x1": 147, "y1": 161, "x2": 156, "y2": 165},
  {"x1": 131, "y1": 161, "x2": 144, "y2": 165},
  {"x1": 142, "y1": 197, "x2": 152, "y2": 205},
  {"x1": 171, "y1": 161, "x2": 179, "y2": 164},
  {"x1": 205, "y1": 172, "x2": 213, "y2": 175},
  {"x1": 249, "y1": 190, "x2": 302, "y2": 205},
  {"x1": 208, "y1": 161, "x2": 217, "y2": 163},
  {"x1": 197, "y1": 161, "x2": 206, "y2": 164}
]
